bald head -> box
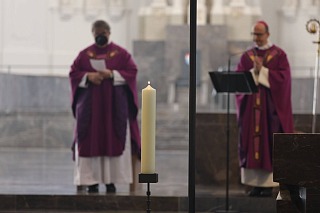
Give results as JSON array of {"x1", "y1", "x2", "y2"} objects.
[
  {"x1": 256, "y1": 21, "x2": 269, "y2": 33},
  {"x1": 251, "y1": 21, "x2": 270, "y2": 47}
]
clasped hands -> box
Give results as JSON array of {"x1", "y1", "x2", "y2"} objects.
[
  {"x1": 253, "y1": 57, "x2": 263, "y2": 75},
  {"x1": 87, "y1": 69, "x2": 113, "y2": 85}
]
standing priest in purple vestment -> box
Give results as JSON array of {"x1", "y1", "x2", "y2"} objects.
[
  {"x1": 69, "y1": 20, "x2": 141, "y2": 193},
  {"x1": 235, "y1": 21, "x2": 294, "y2": 197}
]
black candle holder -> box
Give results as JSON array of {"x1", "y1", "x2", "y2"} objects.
[{"x1": 139, "y1": 173, "x2": 158, "y2": 213}]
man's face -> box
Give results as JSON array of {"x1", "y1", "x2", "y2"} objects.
[
  {"x1": 92, "y1": 27, "x2": 110, "y2": 47},
  {"x1": 92, "y1": 27, "x2": 109, "y2": 38},
  {"x1": 251, "y1": 23, "x2": 269, "y2": 47}
]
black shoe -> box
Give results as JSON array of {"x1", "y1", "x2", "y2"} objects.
[
  {"x1": 87, "y1": 184, "x2": 99, "y2": 193},
  {"x1": 106, "y1": 183, "x2": 116, "y2": 193},
  {"x1": 76, "y1": 185, "x2": 86, "y2": 192},
  {"x1": 260, "y1": 187, "x2": 273, "y2": 197},
  {"x1": 248, "y1": 187, "x2": 263, "y2": 197}
]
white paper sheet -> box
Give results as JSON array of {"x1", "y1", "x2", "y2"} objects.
[{"x1": 90, "y1": 59, "x2": 106, "y2": 71}]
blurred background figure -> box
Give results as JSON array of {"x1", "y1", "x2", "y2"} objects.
[
  {"x1": 235, "y1": 20, "x2": 294, "y2": 197},
  {"x1": 69, "y1": 20, "x2": 141, "y2": 193}
]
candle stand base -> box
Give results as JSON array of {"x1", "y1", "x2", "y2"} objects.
[{"x1": 139, "y1": 173, "x2": 158, "y2": 213}]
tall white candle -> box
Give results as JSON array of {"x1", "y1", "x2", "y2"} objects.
[{"x1": 141, "y1": 81, "x2": 156, "y2": 174}]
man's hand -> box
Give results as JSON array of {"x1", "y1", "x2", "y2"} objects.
[
  {"x1": 99, "y1": 69, "x2": 114, "y2": 79},
  {"x1": 253, "y1": 56, "x2": 263, "y2": 75},
  {"x1": 87, "y1": 72, "x2": 104, "y2": 85}
]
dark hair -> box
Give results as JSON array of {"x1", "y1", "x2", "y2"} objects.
[{"x1": 92, "y1": 20, "x2": 110, "y2": 32}]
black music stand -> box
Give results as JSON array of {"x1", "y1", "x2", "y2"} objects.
[
  {"x1": 209, "y1": 71, "x2": 257, "y2": 212},
  {"x1": 209, "y1": 71, "x2": 257, "y2": 94}
]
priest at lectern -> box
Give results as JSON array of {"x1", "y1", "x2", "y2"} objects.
[{"x1": 235, "y1": 20, "x2": 294, "y2": 197}]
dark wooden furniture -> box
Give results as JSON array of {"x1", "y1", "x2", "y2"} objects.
[{"x1": 273, "y1": 133, "x2": 320, "y2": 213}]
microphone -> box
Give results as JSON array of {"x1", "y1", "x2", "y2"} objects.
[
  {"x1": 216, "y1": 47, "x2": 253, "y2": 213},
  {"x1": 210, "y1": 47, "x2": 252, "y2": 96},
  {"x1": 227, "y1": 48, "x2": 251, "y2": 72}
]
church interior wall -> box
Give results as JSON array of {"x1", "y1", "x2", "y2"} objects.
[
  {"x1": 0, "y1": 0, "x2": 319, "y2": 76},
  {"x1": 0, "y1": 0, "x2": 320, "y2": 111},
  {"x1": 0, "y1": 0, "x2": 141, "y2": 75},
  {"x1": 260, "y1": 0, "x2": 319, "y2": 77},
  {"x1": 1, "y1": 1, "x2": 320, "y2": 189},
  {"x1": 277, "y1": 10, "x2": 319, "y2": 78},
  {"x1": 1, "y1": 0, "x2": 49, "y2": 74},
  {"x1": 0, "y1": 1, "x2": 3, "y2": 68}
]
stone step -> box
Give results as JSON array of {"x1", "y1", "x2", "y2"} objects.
[
  {"x1": 156, "y1": 131, "x2": 188, "y2": 139},
  {"x1": 156, "y1": 140, "x2": 188, "y2": 150},
  {"x1": 154, "y1": 104, "x2": 189, "y2": 150},
  {"x1": 0, "y1": 104, "x2": 190, "y2": 149},
  {"x1": 0, "y1": 193, "x2": 276, "y2": 213}
]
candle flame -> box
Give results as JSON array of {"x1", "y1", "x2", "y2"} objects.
[{"x1": 148, "y1": 81, "x2": 150, "y2": 85}]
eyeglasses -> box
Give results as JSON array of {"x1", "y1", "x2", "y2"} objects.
[{"x1": 251, "y1": 32, "x2": 267, "y2": 37}]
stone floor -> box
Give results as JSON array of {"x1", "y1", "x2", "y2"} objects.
[
  {"x1": 0, "y1": 147, "x2": 277, "y2": 213},
  {"x1": 0, "y1": 147, "x2": 188, "y2": 196}
]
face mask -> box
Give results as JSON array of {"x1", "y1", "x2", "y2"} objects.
[{"x1": 95, "y1": 34, "x2": 108, "y2": 46}]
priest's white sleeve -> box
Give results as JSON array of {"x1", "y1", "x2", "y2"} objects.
[
  {"x1": 79, "y1": 71, "x2": 126, "y2": 87},
  {"x1": 113, "y1": 70, "x2": 126, "y2": 86},
  {"x1": 250, "y1": 68, "x2": 259, "y2": 85},
  {"x1": 258, "y1": 66, "x2": 270, "y2": 88},
  {"x1": 79, "y1": 73, "x2": 88, "y2": 88}
]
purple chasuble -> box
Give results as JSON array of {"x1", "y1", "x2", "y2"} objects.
[
  {"x1": 235, "y1": 45, "x2": 294, "y2": 172},
  {"x1": 69, "y1": 42, "x2": 141, "y2": 158}
]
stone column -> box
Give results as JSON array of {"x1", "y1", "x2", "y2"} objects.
[
  {"x1": 301, "y1": 0, "x2": 318, "y2": 15},
  {"x1": 0, "y1": 0, "x2": 3, "y2": 67},
  {"x1": 138, "y1": 0, "x2": 169, "y2": 40},
  {"x1": 58, "y1": 0, "x2": 77, "y2": 20},
  {"x1": 83, "y1": 0, "x2": 105, "y2": 20},
  {"x1": 210, "y1": 0, "x2": 225, "y2": 25},
  {"x1": 150, "y1": 0, "x2": 167, "y2": 7},
  {"x1": 281, "y1": 0, "x2": 298, "y2": 17},
  {"x1": 251, "y1": 0, "x2": 262, "y2": 21},
  {"x1": 187, "y1": 0, "x2": 207, "y2": 25},
  {"x1": 300, "y1": 0, "x2": 312, "y2": 8},
  {"x1": 225, "y1": 0, "x2": 254, "y2": 41},
  {"x1": 168, "y1": 0, "x2": 184, "y2": 25},
  {"x1": 108, "y1": 0, "x2": 126, "y2": 19},
  {"x1": 229, "y1": 0, "x2": 246, "y2": 7}
]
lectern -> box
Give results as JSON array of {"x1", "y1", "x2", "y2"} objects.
[
  {"x1": 209, "y1": 71, "x2": 258, "y2": 94},
  {"x1": 209, "y1": 71, "x2": 257, "y2": 212},
  {"x1": 273, "y1": 133, "x2": 320, "y2": 213}
]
